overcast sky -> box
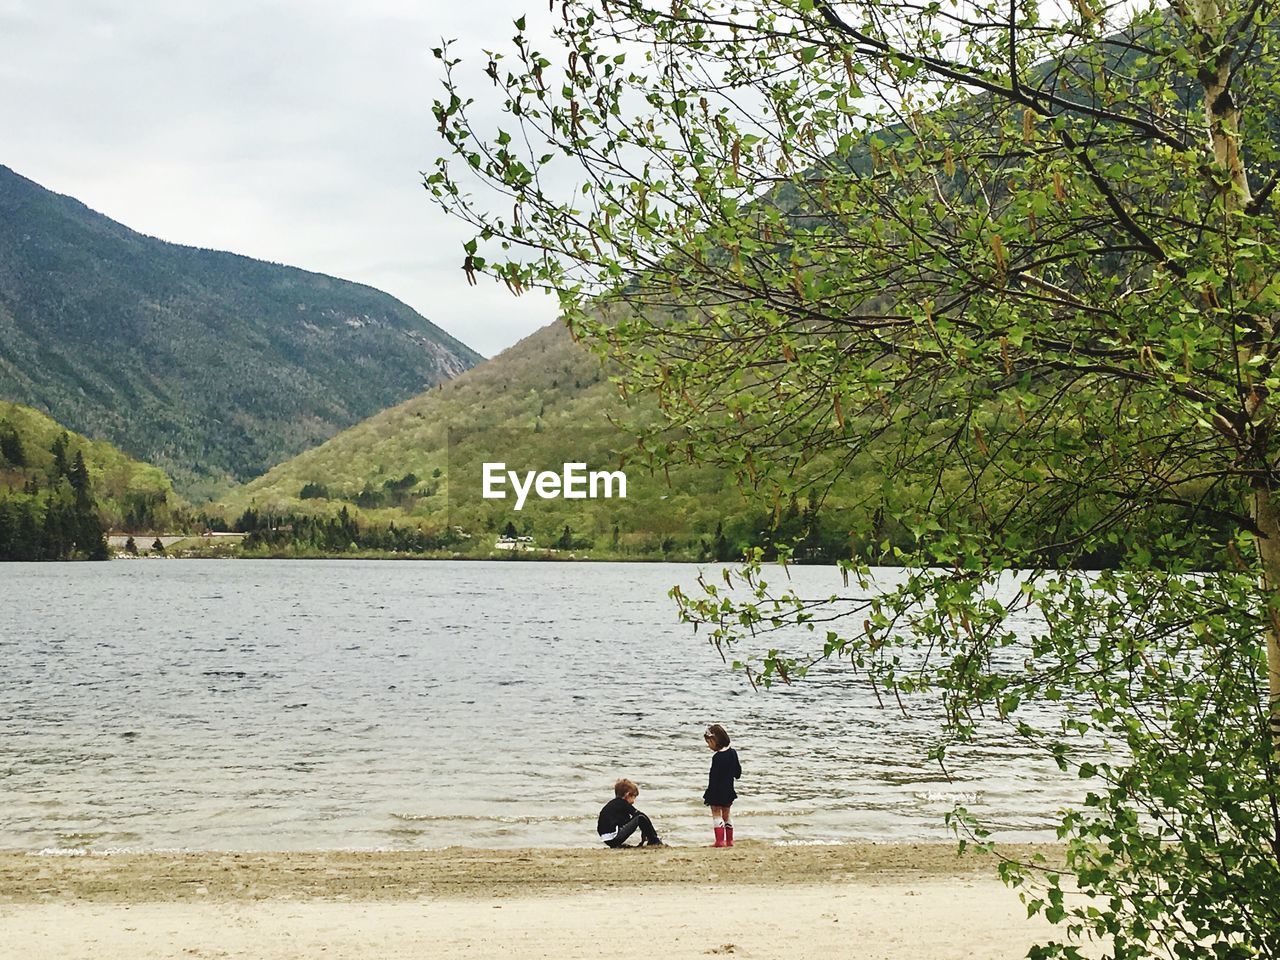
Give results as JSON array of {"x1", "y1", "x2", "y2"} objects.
[{"x1": 0, "y1": 0, "x2": 561, "y2": 358}]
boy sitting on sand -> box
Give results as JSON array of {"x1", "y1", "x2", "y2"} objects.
[{"x1": 597, "y1": 778, "x2": 664, "y2": 848}]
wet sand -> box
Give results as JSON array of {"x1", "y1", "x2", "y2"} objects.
[{"x1": 0, "y1": 844, "x2": 1102, "y2": 959}]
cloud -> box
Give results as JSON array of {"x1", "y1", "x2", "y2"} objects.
[{"x1": 0, "y1": 0, "x2": 562, "y2": 358}]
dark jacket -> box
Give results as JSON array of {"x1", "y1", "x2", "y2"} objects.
[
  {"x1": 597, "y1": 796, "x2": 639, "y2": 836},
  {"x1": 703, "y1": 747, "x2": 742, "y2": 805}
]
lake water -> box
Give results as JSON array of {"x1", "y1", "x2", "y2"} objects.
[{"x1": 0, "y1": 560, "x2": 1080, "y2": 851}]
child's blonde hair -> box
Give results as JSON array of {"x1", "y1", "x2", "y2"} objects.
[
  {"x1": 704, "y1": 724, "x2": 731, "y2": 749},
  {"x1": 614, "y1": 778, "x2": 639, "y2": 799}
]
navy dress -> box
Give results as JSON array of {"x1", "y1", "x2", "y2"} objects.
[{"x1": 702, "y1": 747, "x2": 742, "y2": 806}]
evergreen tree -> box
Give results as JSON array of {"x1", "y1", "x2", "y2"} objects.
[
  {"x1": 16, "y1": 499, "x2": 40, "y2": 561},
  {"x1": 336, "y1": 506, "x2": 358, "y2": 544},
  {"x1": 49, "y1": 432, "x2": 69, "y2": 481},
  {"x1": 0, "y1": 423, "x2": 25, "y2": 467},
  {"x1": 0, "y1": 499, "x2": 14, "y2": 560},
  {"x1": 79, "y1": 516, "x2": 107, "y2": 559},
  {"x1": 40, "y1": 497, "x2": 67, "y2": 560},
  {"x1": 69, "y1": 451, "x2": 91, "y2": 509},
  {"x1": 712, "y1": 521, "x2": 732, "y2": 563}
]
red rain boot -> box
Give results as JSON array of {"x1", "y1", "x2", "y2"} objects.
[
  {"x1": 713, "y1": 825, "x2": 726, "y2": 847},
  {"x1": 724, "y1": 823, "x2": 734, "y2": 847}
]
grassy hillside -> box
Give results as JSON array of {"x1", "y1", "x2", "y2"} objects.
[
  {"x1": 215, "y1": 307, "x2": 1233, "y2": 566},
  {"x1": 216, "y1": 320, "x2": 882, "y2": 559},
  {"x1": 0, "y1": 404, "x2": 183, "y2": 527},
  {"x1": 0, "y1": 400, "x2": 192, "y2": 560},
  {"x1": 0, "y1": 164, "x2": 482, "y2": 497}
]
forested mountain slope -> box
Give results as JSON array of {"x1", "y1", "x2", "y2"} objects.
[
  {"x1": 0, "y1": 400, "x2": 182, "y2": 559},
  {"x1": 219, "y1": 306, "x2": 1228, "y2": 565},
  {"x1": 0, "y1": 165, "x2": 482, "y2": 496},
  {"x1": 218, "y1": 319, "x2": 868, "y2": 559}
]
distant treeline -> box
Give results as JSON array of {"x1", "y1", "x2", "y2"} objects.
[
  {"x1": 299, "y1": 470, "x2": 441, "y2": 510},
  {"x1": 234, "y1": 506, "x2": 460, "y2": 554},
  {"x1": 230, "y1": 489, "x2": 861, "y2": 561},
  {"x1": 0, "y1": 432, "x2": 107, "y2": 560}
]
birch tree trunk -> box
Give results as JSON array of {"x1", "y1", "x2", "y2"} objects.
[
  {"x1": 1254, "y1": 490, "x2": 1280, "y2": 742},
  {"x1": 1186, "y1": 0, "x2": 1280, "y2": 740}
]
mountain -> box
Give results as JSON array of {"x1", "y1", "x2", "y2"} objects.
[
  {"x1": 210, "y1": 20, "x2": 1226, "y2": 563},
  {"x1": 0, "y1": 165, "x2": 482, "y2": 497},
  {"x1": 216, "y1": 307, "x2": 1227, "y2": 566},
  {"x1": 216, "y1": 318, "x2": 867, "y2": 560}
]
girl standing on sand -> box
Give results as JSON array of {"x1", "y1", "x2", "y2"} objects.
[{"x1": 703, "y1": 723, "x2": 741, "y2": 847}]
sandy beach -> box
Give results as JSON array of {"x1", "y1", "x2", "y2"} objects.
[{"x1": 0, "y1": 844, "x2": 1103, "y2": 959}]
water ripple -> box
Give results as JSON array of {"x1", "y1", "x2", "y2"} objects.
[{"x1": 0, "y1": 559, "x2": 1080, "y2": 850}]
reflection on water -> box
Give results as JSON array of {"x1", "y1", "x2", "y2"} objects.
[{"x1": 0, "y1": 560, "x2": 1080, "y2": 851}]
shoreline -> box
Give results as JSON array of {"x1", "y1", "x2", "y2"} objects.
[
  {"x1": 25, "y1": 550, "x2": 1134, "y2": 568},
  {"x1": 0, "y1": 844, "x2": 1104, "y2": 960},
  {"x1": 0, "y1": 843, "x2": 1063, "y2": 903}
]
